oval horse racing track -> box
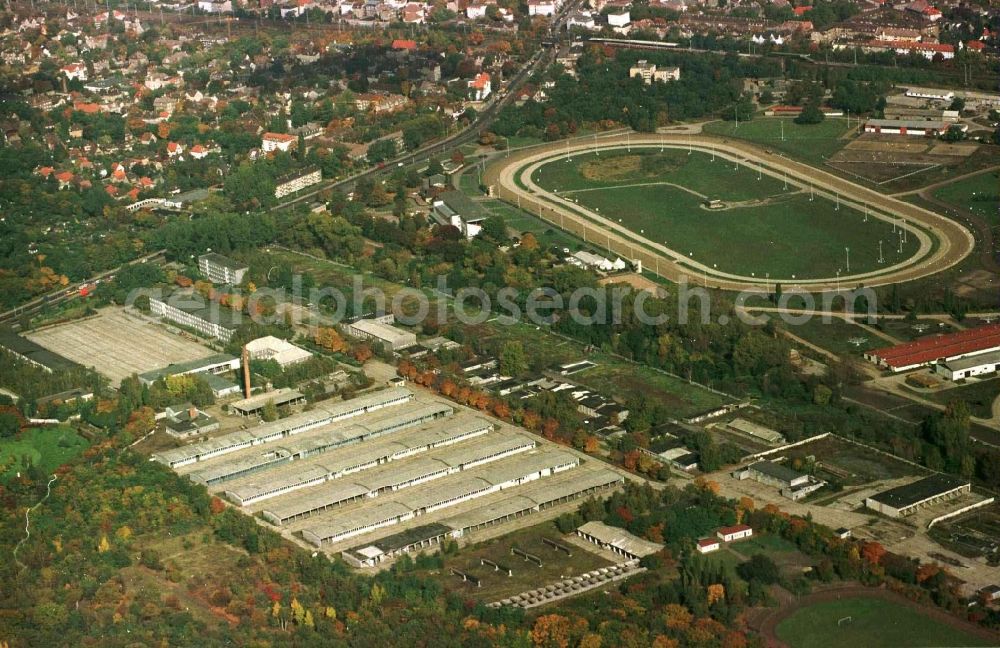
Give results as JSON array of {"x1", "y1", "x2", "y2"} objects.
[{"x1": 484, "y1": 133, "x2": 974, "y2": 293}]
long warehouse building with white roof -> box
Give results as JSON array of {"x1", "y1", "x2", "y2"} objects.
[{"x1": 152, "y1": 387, "x2": 416, "y2": 468}]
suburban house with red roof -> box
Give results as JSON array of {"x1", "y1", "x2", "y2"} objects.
[
  {"x1": 391, "y1": 39, "x2": 417, "y2": 51},
  {"x1": 467, "y1": 72, "x2": 491, "y2": 101},
  {"x1": 61, "y1": 62, "x2": 88, "y2": 81},
  {"x1": 55, "y1": 171, "x2": 75, "y2": 190}
]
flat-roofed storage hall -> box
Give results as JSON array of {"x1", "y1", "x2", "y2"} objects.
[
  {"x1": 184, "y1": 401, "x2": 457, "y2": 488},
  {"x1": 154, "y1": 387, "x2": 628, "y2": 563},
  {"x1": 438, "y1": 467, "x2": 624, "y2": 536},
  {"x1": 865, "y1": 474, "x2": 971, "y2": 518},
  {"x1": 152, "y1": 387, "x2": 416, "y2": 469},
  {"x1": 259, "y1": 442, "x2": 572, "y2": 530},
  {"x1": 295, "y1": 449, "x2": 586, "y2": 546},
  {"x1": 220, "y1": 417, "x2": 513, "y2": 506}
]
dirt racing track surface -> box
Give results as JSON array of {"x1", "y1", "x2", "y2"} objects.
[{"x1": 484, "y1": 134, "x2": 975, "y2": 292}]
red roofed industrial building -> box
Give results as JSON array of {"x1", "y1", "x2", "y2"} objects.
[{"x1": 864, "y1": 323, "x2": 1000, "y2": 373}]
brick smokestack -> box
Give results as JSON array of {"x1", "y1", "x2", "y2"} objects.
[{"x1": 241, "y1": 345, "x2": 252, "y2": 398}]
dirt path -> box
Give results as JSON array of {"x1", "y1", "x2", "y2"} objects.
[
  {"x1": 750, "y1": 584, "x2": 1000, "y2": 647},
  {"x1": 776, "y1": 328, "x2": 840, "y2": 363},
  {"x1": 891, "y1": 165, "x2": 1000, "y2": 198},
  {"x1": 891, "y1": 165, "x2": 1000, "y2": 276},
  {"x1": 13, "y1": 474, "x2": 57, "y2": 574},
  {"x1": 562, "y1": 180, "x2": 709, "y2": 200}
]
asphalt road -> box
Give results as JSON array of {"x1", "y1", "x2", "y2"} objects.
[{"x1": 485, "y1": 134, "x2": 976, "y2": 293}]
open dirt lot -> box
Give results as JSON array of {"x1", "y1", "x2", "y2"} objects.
[
  {"x1": 928, "y1": 143, "x2": 979, "y2": 157},
  {"x1": 598, "y1": 272, "x2": 668, "y2": 296},
  {"x1": 436, "y1": 524, "x2": 614, "y2": 600},
  {"x1": 829, "y1": 135, "x2": 981, "y2": 185},
  {"x1": 26, "y1": 308, "x2": 215, "y2": 384},
  {"x1": 844, "y1": 139, "x2": 930, "y2": 154}
]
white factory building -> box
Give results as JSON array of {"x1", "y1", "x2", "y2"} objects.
[
  {"x1": 935, "y1": 350, "x2": 1000, "y2": 382},
  {"x1": 245, "y1": 336, "x2": 313, "y2": 368},
  {"x1": 343, "y1": 317, "x2": 417, "y2": 351}
]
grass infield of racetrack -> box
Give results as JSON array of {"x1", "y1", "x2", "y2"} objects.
[
  {"x1": 702, "y1": 117, "x2": 854, "y2": 167},
  {"x1": 530, "y1": 148, "x2": 922, "y2": 279},
  {"x1": 774, "y1": 595, "x2": 995, "y2": 648}
]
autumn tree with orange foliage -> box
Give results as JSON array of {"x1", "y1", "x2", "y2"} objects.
[
  {"x1": 351, "y1": 344, "x2": 373, "y2": 363},
  {"x1": 397, "y1": 359, "x2": 419, "y2": 380},
  {"x1": 521, "y1": 410, "x2": 541, "y2": 431},
  {"x1": 916, "y1": 563, "x2": 941, "y2": 583},
  {"x1": 439, "y1": 378, "x2": 456, "y2": 397},
  {"x1": 210, "y1": 497, "x2": 227, "y2": 515},
  {"x1": 530, "y1": 614, "x2": 587, "y2": 648},
  {"x1": 721, "y1": 630, "x2": 749, "y2": 648},
  {"x1": 314, "y1": 327, "x2": 348, "y2": 353},
  {"x1": 652, "y1": 636, "x2": 680, "y2": 648},
  {"x1": 663, "y1": 603, "x2": 693, "y2": 631},
  {"x1": 861, "y1": 541, "x2": 886, "y2": 566}
]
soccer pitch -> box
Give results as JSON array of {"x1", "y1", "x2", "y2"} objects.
[
  {"x1": 531, "y1": 149, "x2": 921, "y2": 279},
  {"x1": 774, "y1": 595, "x2": 995, "y2": 648}
]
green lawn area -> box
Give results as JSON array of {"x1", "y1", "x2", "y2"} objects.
[
  {"x1": 778, "y1": 316, "x2": 880, "y2": 357},
  {"x1": 702, "y1": 117, "x2": 854, "y2": 167},
  {"x1": 531, "y1": 149, "x2": 920, "y2": 279},
  {"x1": 264, "y1": 249, "x2": 445, "y2": 314},
  {"x1": 573, "y1": 361, "x2": 731, "y2": 418},
  {"x1": 481, "y1": 201, "x2": 584, "y2": 251},
  {"x1": 732, "y1": 534, "x2": 798, "y2": 557},
  {"x1": 877, "y1": 319, "x2": 955, "y2": 342},
  {"x1": 931, "y1": 170, "x2": 1000, "y2": 228},
  {"x1": 926, "y1": 376, "x2": 999, "y2": 419},
  {"x1": 458, "y1": 171, "x2": 481, "y2": 194},
  {"x1": 698, "y1": 547, "x2": 744, "y2": 574},
  {"x1": 0, "y1": 426, "x2": 90, "y2": 480},
  {"x1": 533, "y1": 146, "x2": 788, "y2": 197},
  {"x1": 775, "y1": 596, "x2": 994, "y2": 648}
]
